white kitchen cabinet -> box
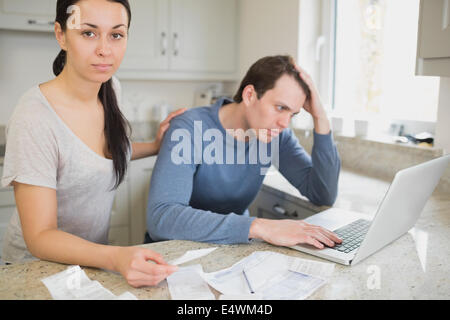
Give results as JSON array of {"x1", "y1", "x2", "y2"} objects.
[
  {"x1": 108, "y1": 156, "x2": 156, "y2": 246},
  {"x1": 0, "y1": 165, "x2": 16, "y2": 260},
  {"x1": 0, "y1": 0, "x2": 56, "y2": 32},
  {"x1": 117, "y1": 0, "x2": 238, "y2": 80},
  {"x1": 128, "y1": 156, "x2": 156, "y2": 245},
  {"x1": 108, "y1": 173, "x2": 131, "y2": 246},
  {"x1": 120, "y1": 0, "x2": 170, "y2": 72},
  {"x1": 108, "y1": 225, "x2": 130, "y2": 247},
  {"x1": 416, "y1": 0, "x2": 450, "y2": 76},
  {"x1": 169, "y1": 0, "x2": 237, "y2": 73}
]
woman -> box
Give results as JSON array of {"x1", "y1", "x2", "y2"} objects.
[{"x1": 1, "y1": 0, "x2": 185, "y2": 288}]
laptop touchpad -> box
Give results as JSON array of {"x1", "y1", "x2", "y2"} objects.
[{"x1": 304, "y1": 208, "x2": 366, "y2": 231}]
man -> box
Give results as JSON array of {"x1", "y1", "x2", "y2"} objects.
[{"x1": 145, "y1": 55, "x2": 342, "y2": 249}]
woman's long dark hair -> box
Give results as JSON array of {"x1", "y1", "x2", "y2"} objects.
[{"x1": 53, "y1": 0, "x2": 132, "y2": 189}]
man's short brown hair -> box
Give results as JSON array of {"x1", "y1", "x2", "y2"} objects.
[{"x1": 233, "y1": 55, "x2": 311, "y2": 103}]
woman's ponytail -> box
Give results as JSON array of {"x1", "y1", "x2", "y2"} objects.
[
  {"x1": 99, "y1": 79, "x2": 131, "y2": 189},
  {"x1": 53, "y1": 49, "x2": 66, "y2": 76}
]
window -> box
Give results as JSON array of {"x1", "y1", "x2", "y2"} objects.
[{"x1": 295, "y1": 0, "x2": 441, "y2": 137}]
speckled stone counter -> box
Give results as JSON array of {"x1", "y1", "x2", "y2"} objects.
[{"x1": 0, "y1": 170, "x2": 449, "y2": 300}]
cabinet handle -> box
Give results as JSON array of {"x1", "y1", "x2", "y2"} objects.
[
  {"x1": 27, "y1": 19, "x2": 54, "y2": 27},
  {"x1": 173, "y1": 32, "x2": 179, "y2": 56},
  {"x1": 272, "y1": 204, "x2": 299, "y2": 218},
  {"x1": 315, "y1": 35, "x2": 326, "y2": 62},
  {"x1": 161, "y1": 32, "x2": 167, "y2": 56},
  {"x1": 443, "y1": 0, "x2": 450, "y2": 30},
  {"x1": 272, "y1": 204, "x2": 286, "y2": 215}
]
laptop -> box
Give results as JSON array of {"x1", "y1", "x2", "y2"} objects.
[{"x1": 290, "y1": 154, "x2": 450, "y2": 266}]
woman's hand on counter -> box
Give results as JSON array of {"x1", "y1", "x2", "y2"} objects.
[
  {"x1": 131, "y1": 108, "x2": 187, "y2": 160},
  {"x1": 249, "y1": 218, "x2": 342, "y2": 249},
  {"x1": 111, "y1": 246, "x2": 178, "y2": 288}
]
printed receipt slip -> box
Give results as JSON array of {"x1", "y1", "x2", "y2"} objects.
[
  {"x1": 41, "y1": 265, "x2": 138, "y2": 300},
  {"x1": 167, "y1": 264, "x2": 215, "y2": 300}
]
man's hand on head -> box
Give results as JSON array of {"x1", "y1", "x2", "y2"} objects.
[{"x1": 294, "y1": 64, "x2": 331, "y2": 135}]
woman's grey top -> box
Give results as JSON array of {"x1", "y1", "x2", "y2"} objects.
[{"x1": 1, "y1": 77, "x2": 130, "y2": 263}]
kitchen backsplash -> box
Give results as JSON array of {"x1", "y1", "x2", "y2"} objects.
[{"x1": 293, "y1": 128, "x2": 449, "y2": 194}]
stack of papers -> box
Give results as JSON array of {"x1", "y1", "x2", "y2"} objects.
[
  {"x1": 166, "y1": 248, "x2": 335, "y2": 300},
  {"x1": 41, "y1": 266, "x2": 138, "y2": 300},
  {"x1": 41, "y1": 249, "x2": 335, "y2": 300},
  {"x1": 204, "y1": 251, "x2": 334, "y2": 300}
]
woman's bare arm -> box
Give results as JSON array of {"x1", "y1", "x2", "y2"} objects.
[{"x1": 13, "y1": 182, "x2": 177, "y2": 287}]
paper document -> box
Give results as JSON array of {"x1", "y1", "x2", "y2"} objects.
[
  {"x1": 256, "y1": 269, "x2": 326, "y2": 300},
  {"x1": 167, "y1": 264, "x2": 215, "y2": 300},
  {"x1": 289, "y1": 257, "x2": 335, "y2": 279},
  {"x1": 204, "y1": 251, "x2": 329, "y2": 300},
  {"x1": 169, "y1": 247, "x2": 218, "y2": 265},
  {"x1": 41, "y1": 265, "x2": 138, "y2": 300},
  {"x1": 219, "y1": 294, "x2": 263, "y2": 300}
]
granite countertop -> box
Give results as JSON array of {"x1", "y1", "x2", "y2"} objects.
[{"x1": 0, "y1": 170, "x2": 449, "y2": 299}]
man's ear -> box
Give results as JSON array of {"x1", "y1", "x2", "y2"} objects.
[
  {"x1": 54, "y1": 22, "x2": 68, "y2": 51},
  {"x1": 242, "y1": 85, "x2": 256, "y2": 107}
]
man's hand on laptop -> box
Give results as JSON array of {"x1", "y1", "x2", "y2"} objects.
[{"x1": 249, "y1": 218, "x2": 342, "y2": 249}]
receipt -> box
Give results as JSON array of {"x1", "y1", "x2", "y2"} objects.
[
  {"x1": 258, "y1": 270, "x2": 326, "y2": 300},
  {"x1": 115, "y1": 291, "x2": 139, "y2": 300},
  {"x1": 168, "y1": 247, "x2": 218, "y2": 265},
  {"x1": 204, "y1": 251, "x2": 328, "y2": 300},
  {"x1": 167, "y1": 264, "x2": 215, "y2": 300},
  {"x1": 70, "y1": 280, "x2": 116, "y2": 300},
  {"x1": 219, "y1": 294, "x2": 263, "y2": 300},
  {"x1": 289, "y1": 258, "x2": 335, "y2": 279},
  {"x1": 41, "y1": 265, "x2": 138, "y2": 300},
  {"x1": 41, "y1": 266, "x2": 93, "y2": 300}
]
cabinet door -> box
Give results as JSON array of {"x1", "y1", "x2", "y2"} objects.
[
  {"x1": 418, "y1": 0, "x2": 450, "y2": 58},
  {"x1": 108, "y1": 226, "x2": 130, "y2": 247},
  {"x1": 0, "y1": 206, "x2": 16, "y2": 259},
  {"x1": 119, "y1": 0, "x2": 170, "y2": 72},
  {"x1": 169, "y1": 0, "x2": 237, "y2": 73},
  {"x1": 0, "y1": 189, "x2": 15, "y2": 207},
  {"x1": 110, "y1": 175, "x2": 130, "y2": 228},
  {"x1": 128, "y1": 157, "x2": 156, "y2": 245},
  {"x1": 0, "y1": 0, "x2": 56, "y2": 32}
]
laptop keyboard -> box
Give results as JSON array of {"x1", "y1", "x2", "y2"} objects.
[{"x1": 331, "y1": 219, "x2": 371, "y2": 253}]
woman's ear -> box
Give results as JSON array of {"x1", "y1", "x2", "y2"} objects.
[
  {"x1": 242, "y1": 85, "x2": 256, "y2": 107},
  {"x1": 54, "y1": 22, "x2": 68, "y2": 51}
]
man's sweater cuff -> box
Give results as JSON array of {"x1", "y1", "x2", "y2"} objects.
[{"x1": 313, "y1": 130, "x2": 335, "y2": 151}]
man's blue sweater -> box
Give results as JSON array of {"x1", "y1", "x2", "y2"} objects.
[{"x1": 146, "y1": 98, "x2": 341, "y2": 244}]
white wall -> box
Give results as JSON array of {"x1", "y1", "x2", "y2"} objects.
[
  {"x1": 237, "y1": 0, "x2": 301, "y2": 79},
  {"x1": 235, "y1": 0, "x2": 322, "y2": 129},
  {"x1": 0, "y1": 30, "x2": 227, "y2": 125},
  {"x1": 0, "y1": 30, "x2": 57, "y2": 124}
]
